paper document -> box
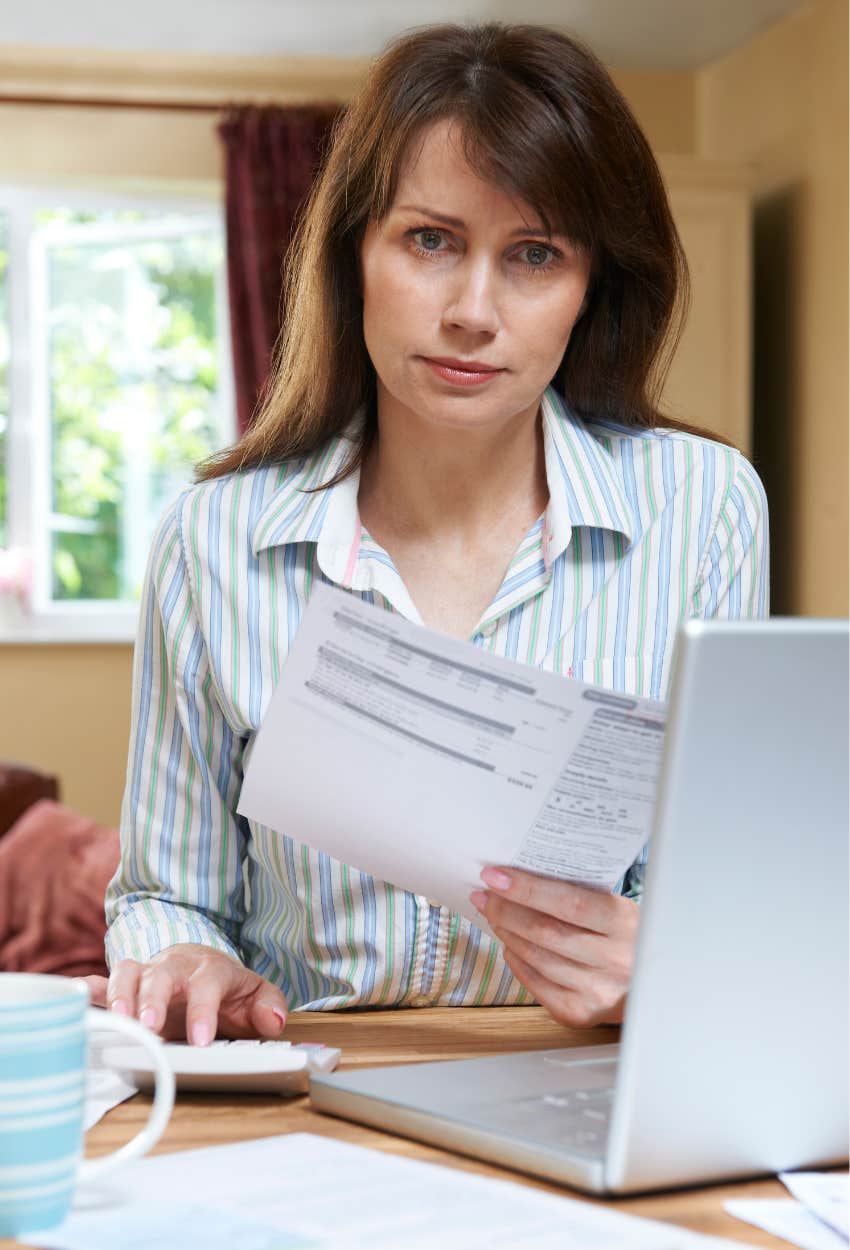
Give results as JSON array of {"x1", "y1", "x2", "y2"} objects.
[
  {"x1": 725, "y1": 1198, "x2": 846, "y2": 1250},
  {"x1": 35, "y1": 1132, "x2": 746, "y2": 1250},
  {"x1": 781, "y1": 1173, "x2": 850, "y2": 1240},
  {"x1": 238, "y1": 585, "x2": 666, "y2": 927},
  {"x1": 83, "y1": 1068, "x2": 138, "y2": 1131}
]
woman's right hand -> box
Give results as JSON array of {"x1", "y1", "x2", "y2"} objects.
[{"x1": 83, "y1": 944, "x2": 288, "y2": 1045}]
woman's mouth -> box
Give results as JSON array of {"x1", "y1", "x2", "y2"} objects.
[{"x1": 421, "y1": 357, "x2": 505, "y2": 387}]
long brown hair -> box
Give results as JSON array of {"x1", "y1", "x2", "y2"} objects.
[{"x1": 200, "y1": 22, "x2": 708, "y2": 483}]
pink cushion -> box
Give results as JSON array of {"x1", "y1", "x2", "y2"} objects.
[
  {"x1": 0, "y1": 800, "x2": 119, "y2": 977},
  {"x1": 0, "y1": 763, "x2": 59, "y2": 838}
]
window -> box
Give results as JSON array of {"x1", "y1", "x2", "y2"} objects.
[{"x1": 0, "y1": 185, "x2": 235, "y2": 642}]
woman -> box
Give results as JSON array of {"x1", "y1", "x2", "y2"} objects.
[{"x1": 91, "y1": 22, "x2": 768, "y2": 1045}]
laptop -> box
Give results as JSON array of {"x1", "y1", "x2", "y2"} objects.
[{"x1": 310, "y1": 618, "x2": 849, "y2": 1194}]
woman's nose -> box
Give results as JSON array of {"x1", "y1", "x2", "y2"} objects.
[{"x1": 443, "y1": 258, "x2": 500, "y2": 335}]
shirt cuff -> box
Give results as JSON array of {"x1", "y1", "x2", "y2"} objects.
[{"x1": 105, "y1": 899, "x2": 244, "y2": 968}]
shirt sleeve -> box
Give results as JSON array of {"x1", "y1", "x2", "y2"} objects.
[
  {"x1": 691, "y1": 450, "x2": 770, "y2": 623},
  {"x1": 620, "y1": 449, "x2": 770, "y2": 903},
  {"x1": 105, "y1": 493, "x2": 248, "y2": 967}
]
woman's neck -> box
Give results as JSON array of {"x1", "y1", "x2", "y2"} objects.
[{"x1": 358, "y1": 388, "x2": 549, "y2": 548}]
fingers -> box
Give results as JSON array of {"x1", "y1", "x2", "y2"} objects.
[
  {"x1": 102, "y1": 945, "x2": 288, "y2": 1044},
  {"x1": 140, "y1": 950, "x2": 235, "y2": 1044},
  {"x1": 106, "y1": 955, "x2": 194, "y2": 1036},
  {"x1": 479, "y1": 866, "x2": 613, "y2": 934},
  {"x1": 216, "y1": 967, "x2": 288, "y2": 1039},
  {"x1": 135, "y1": 962, "x2": 180, "y2": 1035},
  {"x1": 184, "y1": 964, "x2": 228, "y2": 1047},
  {"x1": 491, "y1": 925, "x2": 588, "y2": 991},
  {"x1": 105, "y1": 959, "x2": 144, "y2": 1018},
  {"x1": 471, "y1": 868, "x2": 639, "y2": 1029},
  {"x1": 473, "y1": 892, "x2": 603, "y2": 969},
  {"x1": 501, "y1": 945, "x2": 625, "y2": 1029},
  {"x1": 248, "y1": 985, "x2": 288, "y2": 1039},
  {"x1": 501, "y1": 945, "x2": 583, "y2": 1022},
  {"x1": 81, "y1": 975, "x2": 108, "y2": 1008}
]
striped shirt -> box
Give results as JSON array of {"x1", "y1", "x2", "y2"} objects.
[{"x1": 105, "y1": 386, "x2": 769, "y2": 1010}]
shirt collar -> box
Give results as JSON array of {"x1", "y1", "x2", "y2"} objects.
[
  {"x1": 540, "y1": 386, "x2": 635, "y2": 569},
  {"x1": 251, "y1": 426, "x2": 360, "y2": 555},
  {"x1": 251, "y1": 387, "x2": 635, "y2": 578}
]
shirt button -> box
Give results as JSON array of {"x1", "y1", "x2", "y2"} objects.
[{"x1": 408, "y1": 995, "x2": 431, "y2": 1008}]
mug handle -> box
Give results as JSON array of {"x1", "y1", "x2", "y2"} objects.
[{"x1": 77, "y1": 1008, "x2": 176, "y2": 1184}]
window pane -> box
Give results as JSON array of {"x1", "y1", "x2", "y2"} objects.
[
  {"x1": 0, "y1": 213, "x2": 8, "y2": 549},
  {"x1": 42, "y1": 209, "x2": 228, "y2": 601}
]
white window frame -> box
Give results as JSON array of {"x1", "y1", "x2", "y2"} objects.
[{"x1": 0, "y1": 181, "x2": 235, "y2": 644}]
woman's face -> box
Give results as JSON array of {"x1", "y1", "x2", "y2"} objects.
[{"x1": 359, "y1": 118, "x2": 592, "y2": 434}]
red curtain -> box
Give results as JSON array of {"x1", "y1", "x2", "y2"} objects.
[{"x1": 217, "y1": 105, "x2": 340, "y2": 434}]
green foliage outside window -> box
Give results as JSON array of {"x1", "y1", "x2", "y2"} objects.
[{"x1": 44, "y1": 211, "x2": 226, "y2": 601}]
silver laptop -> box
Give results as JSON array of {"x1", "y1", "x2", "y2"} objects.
[{"x1": 310, "y1": 618, "x2": 849, "y2": 1193}]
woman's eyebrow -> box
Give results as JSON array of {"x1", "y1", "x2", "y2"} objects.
[
  {"x1": 395, "y1": 204, "x2": 466, "y2": 228},
  {"x1": 395, "y1": 203, "x2": 556, "y2": 238}
]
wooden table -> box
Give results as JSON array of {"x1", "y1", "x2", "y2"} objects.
[{"x1": 10, "y1": 1008, "x2": 800, "y2": 1247}]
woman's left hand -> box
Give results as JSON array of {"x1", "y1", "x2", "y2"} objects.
[{"x1": 469, "y1": 866, "x2": 639, "y2": 1028}]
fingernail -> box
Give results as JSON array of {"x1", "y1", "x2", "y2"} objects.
[
  {"x1": 110, "y1": 998, "x2": 130, "y2": 1016},
  {"x1": 468, "y1": 890, "x2": 488, "y2": 912},
  {"x1": 191, "y1": 1021, "x2": 212, "y2": 1047},
  {"x1": 481, "y1": 868, "x2": 511, "y2": 891},
  {"x1": 271, "y1": 1007, "x2": 287, "y2": 1029}
]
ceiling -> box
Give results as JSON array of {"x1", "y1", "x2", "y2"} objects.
[{"x1": 4, "y1": 0, "x2": 810, "y2": 70}]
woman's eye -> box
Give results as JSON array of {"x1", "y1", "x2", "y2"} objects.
[
  {"x1": 413, "y1": 229, "x2": 446, "y2": 252},
  {"x1": 517, "y1": 243, "x2": 555, "y2": 268}
]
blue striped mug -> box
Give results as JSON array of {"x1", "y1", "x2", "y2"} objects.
[{"x1": 0, "y1": 973, "x2": 175, "y2": 1238}]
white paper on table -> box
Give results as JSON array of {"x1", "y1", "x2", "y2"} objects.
[
  {"x1": 83, "y1": 1068, "x2": 138, "y2": 1131},
  {"x1": 33, "y1": 1132, "x2": 745, "y2": 1250},
  {"x1": 725, "y1": 1198, "x2": 847, "y2": 1250},
  {"x1": 781, "y1": 1173, "x2": 850, "y2": 1240},
  {"x1": 238, "y1": 584, "x2": 666, "y2": 929}
]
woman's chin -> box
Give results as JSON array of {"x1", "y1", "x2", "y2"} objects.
[{"x1": 379, "y1": 380, "x2": 542, "y2": 436}]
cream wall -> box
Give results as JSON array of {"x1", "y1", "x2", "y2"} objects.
[
  {"x1": 697, "y1": 0, "x2": 848, "y2": 615},
  {"x1": 0, "y1": 647, "x2": 134, "y2": 826},
  {"x1": 0, "y1": 11, "x2": 845, "y2": 821},
  {"x1": 0, "y1": 47, "x2": 698, "y2": 177}
]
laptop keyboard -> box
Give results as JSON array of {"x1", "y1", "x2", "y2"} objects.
[{"x1": 506, "y1": 1086, "x2": 615, "y2": 1158}]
